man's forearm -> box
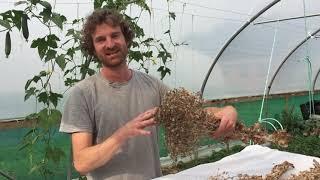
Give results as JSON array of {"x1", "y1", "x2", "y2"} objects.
[{"x1": 73, "y1": 132, "x2": 126, "y2": 175}]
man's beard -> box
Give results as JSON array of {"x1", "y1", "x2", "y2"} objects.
[
  {"x1": 100, "y1": 47, "x2": 128, "y2": 68},
  {"x1": 101, "y1": 56, "x2": 126, "y2": 68}
]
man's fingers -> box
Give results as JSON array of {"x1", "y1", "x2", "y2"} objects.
[
  {"x1": 212, "y1": 117, "x2": 229, "y2": 138},
  {"x1": 137, "y1": 118, "x2": 156, "y2": 129},
  {"x1": 218, "y1": 118, "x2": 228, "y2": 130},
  {"x1": 137, "y1": 107, "x2": 158, "y2": 120},
  {"x1": 136, "y1": 129, "x2": 151, "y2": 136}
]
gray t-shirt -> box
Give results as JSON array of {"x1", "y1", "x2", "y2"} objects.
[{"x1": 59, "y1": 70, "x2": 168, "y2": 180}]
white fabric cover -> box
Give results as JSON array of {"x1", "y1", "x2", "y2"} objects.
[{"x1": 153, "y1": 145, "x2": 320, "y2": 180}]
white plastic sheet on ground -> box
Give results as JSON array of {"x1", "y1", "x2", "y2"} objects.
[{"x1": 153, "y1": 145, "x2": 320, "y2": 180}]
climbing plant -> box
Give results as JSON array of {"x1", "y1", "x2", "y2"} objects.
[{"x1": 0, "y1": 0, "x2": 179, "y2": 178}]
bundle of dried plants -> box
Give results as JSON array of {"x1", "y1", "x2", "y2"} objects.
[
  {"x1": 156, "y1": 88, "x2": 291, "y2": 161},
  {"x1": 155, "y1": 88, "x2": 220, "y2": 161}
]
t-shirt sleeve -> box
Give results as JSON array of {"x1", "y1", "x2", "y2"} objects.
[{"x1": 59, "y1": 86, "x2": 93, "y2": 134}]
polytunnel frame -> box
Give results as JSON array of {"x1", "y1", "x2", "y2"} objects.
[
  {"x1": 200, "y1": 0, "x2": 281, "y2": 98},
  {"x1": 266, "y1": 27, "x2": 320, "y2": 96},
  {"x1": 314, "y1": 68, "x2": 320, "y2": 91}
]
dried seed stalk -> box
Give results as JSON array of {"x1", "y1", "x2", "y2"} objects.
[
  {"x1": 226, "y1": 123, "x2": 291, "y2": 148},
  {"x1": 289, "y1": 159, "x2": 320, "y2": 180},
  {"x1": 156, "y1": 88, "x2": 291, "y2": 161},
  {"x1": 156, "y1": 88, "x2": 220, "y2": 161}
]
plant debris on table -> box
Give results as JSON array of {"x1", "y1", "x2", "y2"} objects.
[
  {"x1": 209, "y1": 160, "x2": 320, "y2": 180},
  {"x1": 225, "y1": 123, "x2": 291, "y2": 148}
]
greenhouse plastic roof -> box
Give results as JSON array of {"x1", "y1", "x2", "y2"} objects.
[
  {"x1": 0, "y1": 0, "x2": 320, "y2": 101},
  {"x1": 200, "y1": 0, "x2": 320, "y2": 99}
]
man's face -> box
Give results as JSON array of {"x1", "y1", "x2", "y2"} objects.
[{"x1": 92, "y1": 23, "x2": 128, "y2": 68}]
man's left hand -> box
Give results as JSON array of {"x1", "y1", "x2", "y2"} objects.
[{"x1": 205, "y1": 106, "x2": 238, "y2": 139}]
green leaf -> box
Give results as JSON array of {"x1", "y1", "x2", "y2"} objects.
[
  {"x1": 38, "y1": 108, "x2": 61, "y2": 129},
  {"x1": 25, "y1": 79, "x2": 33, "y2": 90},
  {"x1": 129, "y1": 50, "x2": 143, "y2": 62},
  {"x1": 25, "y1": 71, "x2": 46, "y2": 90},
  {"x1": 94, "y1": 0, "x2": 103, "y2": 9},
  {"x1": 49, "y1": 109, "x2": 62, "y2": 124},
  {"x1": 130, "y1": 0, "x2": 151, "y2": 15},
  {"x1": 39, "y1": 1, "x2": 52, "y2": 10},
  {"x1": 66, "y1": 29, "x2": 74, "y2": 36},
  {"x1": 1, "y1": 10, "x2": 13, "y2": 21},
  {"x1": 142, "y1": 38, "x2": 154, "y2": 44},
  {"x1": 47, "y1": 34, "x2": 59, "y2": 48},
  {"x1": 38, "y1": 92, "x2": 49, "y2": 105},
  {"x1": 25, "y1": 87, "x2": 37, "y2": 101},
  {"x1": 157, "y1": 51, "x2": 168, "y2": 64},
  {"x1": 39, "y1": 8, "x2": 51, "y2": 23},
  {"x1": 25, "y1": 113, "x2": 38, "y2": 120},
  {"x1": 0, "y1": 19, "x2": 10, "y2": 29},
  {"x1": 51, "y1": 13, "x2": 66, "y2": 30},
  {"x1": 72, "y1": 19, "x2": 81, "y2": 25},
  {"x1": 66, "y1": 48, "x2": 75, "y2": 59},
  {"x1": 64, "y1": 77, "x2": 80, "y2": 86},
  {"x1": 39, "y1": 70, "x2": 47, "y2": 76},
  {"x1": 31, "y1": 37, "x2": 47, "y2": 59},
  {"x1": 131, "y1": 41, "x2": 139, "y2": 48},
  {"x1": 56, "y1": 54, "x2": 66, "y2": 70},
  {"x1": 11, "y1": 10, "x2": 23, "y2": 30},
  {"x1": 49, "y1": 92, "x2": 63, "y2": 107},
  {"x1": 169, "y1": 12, "x2": 176, "y2": 20},
  {"x1": 157, "y1": 66, "x2": 171, "y2": 80},
  {"x1": 160, "y1": 43, "x2": 167, "y2": 51},
  {"x1": 14, "y1": 1, "x2": 28, "y2": 6},
  {"x1": 38, "y1": 108, "x2": 49, "y2": 128},
  {"x1": 30, "y1": 0, "x2": 40, "y2": 5},
  {"x1": 87, "y1": 68, "x2": 96, "y2": 76},
  {"x1": 45, "y1": 49, "x2": 56, "y2": 62},
  {"x1": 143, "y1": 51, "x2": 153, "y2": 58}
]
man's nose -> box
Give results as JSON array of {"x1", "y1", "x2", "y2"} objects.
[{"x1": 105, "y1": 38, "x2": 115, "y2": 49}]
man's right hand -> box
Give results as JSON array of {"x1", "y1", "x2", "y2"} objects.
[
  {"x1": 72, "y1": 107, "x2": 159, "y2": 174},
  {"x1": 113, "y1": 107, "x2": 158, "y2": 142}
]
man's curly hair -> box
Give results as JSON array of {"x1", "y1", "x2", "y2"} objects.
[{"x1": 81, "y1": 9, "x2": 134, "y2": 56}]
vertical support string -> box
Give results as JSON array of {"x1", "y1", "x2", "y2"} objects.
[{"x1": 302, "y1": 0, "x2": 314, "y2": 118}]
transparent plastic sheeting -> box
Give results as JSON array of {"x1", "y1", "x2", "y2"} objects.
[
  {"x1": 1, "y1": 0, "x2": 320, "y2": 118},
  {"x1": 270, "y1": 32, "x2": 320, "y2": 94},
  {"x1": 202, "y1": 0, "x2": 320, "y2": 99},
  {"x1": 153, "y1": 145, "x2": 320, "y2": 180},
  {"x1": 0, "y1": 0, "x2": 275, "y2": 119}
]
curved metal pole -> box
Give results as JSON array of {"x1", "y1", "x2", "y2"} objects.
[
  {"x1": 200, "y1": 0, "x2": 281, "y2": 98},
  {"x1": 266, "y1": 27, "x2": 320, "y2": 96},
  {"x1": 313, "y1": 67, "x2": 320, "y2": 91}
]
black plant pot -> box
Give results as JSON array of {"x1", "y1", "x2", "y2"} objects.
[{"x1": 300, "y1": 100, "x2": 320, "y2": 120}]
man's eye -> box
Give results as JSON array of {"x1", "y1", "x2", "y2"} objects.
[
  {"x1": 112, "y1": 34, "x2": 120, "y2": 38},
  {"x1": 95, "y1": 37, "x2": 105, "y2": 43}
]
